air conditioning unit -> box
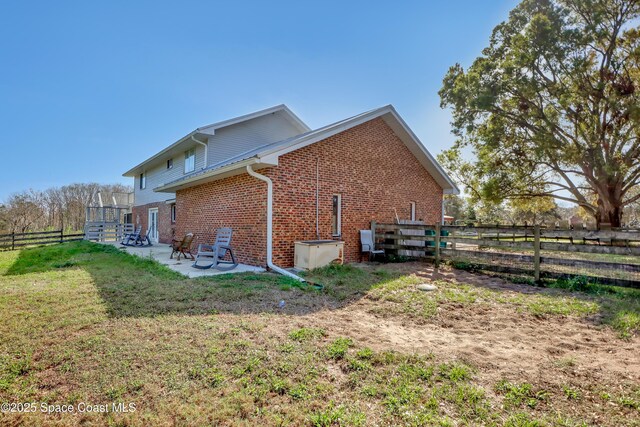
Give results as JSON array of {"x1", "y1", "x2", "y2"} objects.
[{"x1": 294, "y1": 240, "x2": 344, "y2": 270}]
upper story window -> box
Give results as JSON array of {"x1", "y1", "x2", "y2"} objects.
[
  {"x1": 331, "y1": 194, "x2": 342, "y2": 237},
  {"x1": 139, "y1": 173, "x2": 146, "y2": 190},
  {"x1": 167, "y1": 158, "x2": 173, "y2": 169},
  {"x1": 184, "y1": 149, "x2": 195, "y2": 173}
]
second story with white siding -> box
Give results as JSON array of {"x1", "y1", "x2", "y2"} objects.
[{"x1": 122, "y1": 105, "x2": 310, "y2": 206}]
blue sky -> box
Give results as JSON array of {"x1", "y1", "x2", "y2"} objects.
[{"x1": 0, "y1": 0, "x2": 518, "y2": 201}]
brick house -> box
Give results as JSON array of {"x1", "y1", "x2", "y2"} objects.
[{"x1": 123, "y1": 105, "x2": 458, "y2": 268}]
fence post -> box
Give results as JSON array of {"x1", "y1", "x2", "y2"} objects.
[
  {"x1": 451, "y1": 226, "x2": 456, "y2": 250},
  {"x1": 534, "y1": 225, "x2": 541, "y2": 283},
  {"x1": 59, "y1": 229, "x2": 64, "y2": 243},
  {"x1": 11, "y1": 233, "x2": 15, "y2": 251},
  {"x1": 434, "y1": 223, "x2": 441, "y2": 268}
]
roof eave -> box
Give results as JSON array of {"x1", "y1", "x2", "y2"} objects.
[
  {"x1": 122, "y1": 104, "x2": 310, "y2": 178},
  {"x1": 153, "y1": 157, "x2": 271, "y2": 193}
]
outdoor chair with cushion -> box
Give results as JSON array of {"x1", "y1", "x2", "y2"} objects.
[
  {"x1": 171, "y1": 233, "x2": 195, "y2": 260},
  {"x1": 360, "y1": 229, "x2": 385, "y2": 261},
  {"x1": 192, "y1": 227, "x2": 238, "y2": 271}
]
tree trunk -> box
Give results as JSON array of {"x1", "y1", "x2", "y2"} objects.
[{"x1": 596, "y1": 201, "x2": 623, "y2": 227}]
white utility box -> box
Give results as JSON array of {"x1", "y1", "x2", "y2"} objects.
[{"x1": 294, "y1": 240, "x2": 344, "y2": 270}]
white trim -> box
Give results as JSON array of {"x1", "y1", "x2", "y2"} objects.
[
  {"x1": 154, "y1": 158, "x2": 264, "y2": 192},
  {"x1": 332, "y1": 194, "x2": 342, "y2": 237},
  {"x1": 184, "y1": 148, "x2": 196, "y2": 173},
  {"x1": 256, "y1": 105, "x2": 459, "y2": 194},
  {"x1": 151, "y1": 105, "x2": 459, "y2": 195},
  {"x1": 148, "y1": 208, "x2": 159, "y2": 243},
  {"x1": 410, "y1": 201, "x2": 416, "y2": 221},
  {"x1": 123, "y1": 105, "x2": 310, "y2": 177}
]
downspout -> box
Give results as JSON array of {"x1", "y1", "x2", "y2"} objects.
[
  {"x1": 316, "y1": 158, "x2": 320, "y2": 240},
  {"x1": 246, "y1": 164, "x2": 305, "y2": 282},
  {"x1": 191, "y1": 135, "x2": 208, "y2": 168}
]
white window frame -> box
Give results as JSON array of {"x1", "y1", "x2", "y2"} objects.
[
  {"x1": 139, "y1": 173, "x2": 146, "y2": 190},
  {"x1": 167, "y1": 158, "x2": 173, "y2": 169},
  {"x1": 170, "y1": 203, "x2": 176, "y2": 223},
  {"x1": 332, "y1": 194, "x2": 342, "y2": 237},
  {"x1": 184, "y1": 148, "x2": 196, "y2": 173},
  {"x1": 410, "y1": 201, "x2": 416, "y2": 221}
]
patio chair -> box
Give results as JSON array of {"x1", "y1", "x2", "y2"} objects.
[
  {"x1": 138, "y1": 229, "x2": 153, "y2": 246},
  {"x1": 171, "y1": 233, "x2": 195, "y2": 260},
  {"x1": 192, "y1": 227, "x2": 238, "y2": 271},
  {"x1": 360, "y1": 229, "x2": 385, "y2": 261},
  {"x1": 121, "y1": 225, "x2": 142, "y2": 246}
]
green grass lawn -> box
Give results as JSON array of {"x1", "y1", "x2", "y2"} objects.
[{"x1": 0, "y1": 242, "x2": 638, "y2": 426}]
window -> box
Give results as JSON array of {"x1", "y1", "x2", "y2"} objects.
[
  {"x1": 170, "y1": 203, "x2": 176, "y2": 223},
  {"x1": 184, "y1": 148, "x2": 196, "y2": 173},
  {"x1": 167, "y1": 158, "x2": 173, "y2": 169},
  {"x1": 410, "y1": 202, "x2": 416, "y2": 221},
  {"x1": 331, "y1": 194, "x2": 341, "y2": 236},
  {"x1": 139, "y1": 173, "x2": 146, "y2": 190}
]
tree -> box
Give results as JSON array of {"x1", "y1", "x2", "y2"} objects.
[
  {"x1": 505, "y1": 196, "x2": 559, "y2": 225},
  {"x1": 0, "y1": 183, "x2": 132, "y2": 234},
  {"x1": 439, "y1": 0, "x2": 640, "y2": 227},
  {"x1": 443, "y1": 195, "x2": 467, "y2": 221}
]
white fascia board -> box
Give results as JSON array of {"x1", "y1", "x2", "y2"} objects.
[
  {"x1": 255, "y1": 105, "x2": 460, "y2": 195},
  {"x1": 153, "y1": 157, "x2": 279, "y2": 193},
  {"x1": 123, "y1": 130, "x2": 198, "y2": 177},
  {"x1": 123, "y1": 105, "x2": 309, "y2": 177},
  {"x1": 384, "y1": 108, "x2": 460, "y2": 195},
  {"x1": 258, "y1": 107, "x2": 392, "y2": 160}
]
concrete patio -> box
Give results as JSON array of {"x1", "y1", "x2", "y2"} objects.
[{"x1": 102, "y1": 241, "x2": 265, "y2": 278}]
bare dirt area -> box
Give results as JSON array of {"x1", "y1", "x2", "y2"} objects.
[{"x1": 298, "y1": 263, "x2": 640, "y2": 424}]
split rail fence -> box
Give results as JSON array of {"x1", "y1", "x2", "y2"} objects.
[
  {"x1": 0, "y1": 230, "x2": 85, "y2": 251},
  {"x1": 372, "y1": 222, "x2": 640, "y2": 288}
]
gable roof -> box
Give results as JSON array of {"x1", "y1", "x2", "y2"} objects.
[
  {"x1": 122, "y1": 104, "x2": 310, "y2": 177},
  {"x1": 154, "y1": 105, "x2": 459, "y2": 195}
]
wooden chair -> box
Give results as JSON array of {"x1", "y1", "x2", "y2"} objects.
[
  {"x1": 171, "y1": 233, "x2": 195, "y2": 260},
  {"x1": 193, "y1": 228, "x2": 238, "y2": 271}
]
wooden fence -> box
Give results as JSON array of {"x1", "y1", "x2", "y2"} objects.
[
  {"x1": 372, "y1": 222, "x2": 640, "y2": 288},
  {"x1": 84, "y1": 222, "x2": 134, "y2": 242},
  {"x1": 0, "y1": 229, "x2": 85, "y2": 251}
]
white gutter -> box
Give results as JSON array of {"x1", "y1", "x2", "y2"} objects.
[
  {"x1": 191, "y1": 136, "x2": 208, "y2": 168},
  {"x1": 246, "y1": 165, "x2": 305, "y2": 282}
]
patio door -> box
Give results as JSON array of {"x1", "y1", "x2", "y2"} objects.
[{"x1": 148, "y1": 208, "x2": 159, "y2": 243}]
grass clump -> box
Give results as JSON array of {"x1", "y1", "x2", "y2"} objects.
[
  {"x1": 288, "y1": 327, "x2": 326, "y2": 342},
  {"x1": 327, "y1": 337, "x2": 353, "y2": 360},
  {"x1": 495, "y1": 380, "x2": 548, "y2": 409}
]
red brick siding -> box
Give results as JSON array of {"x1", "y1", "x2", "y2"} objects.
[
  {"x1": 265, "y1": 117, "x2": 443, "y2": 266},
  {"x1": 175, "y1": 174, "x2": 268, "y2": 267},
  {"x1": 131, "y1": 201, "x2": 175, "y2": 244},
  {"x1": 175, "y1": 117, "x2": 443, "y2": 268}
]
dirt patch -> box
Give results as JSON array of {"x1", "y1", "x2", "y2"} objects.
[{"x1": 281, "y1": 263, "x2": 639, "y2": 423}]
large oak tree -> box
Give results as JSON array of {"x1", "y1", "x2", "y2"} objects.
[{"x1": 439, "y1": 0, "x2": 640, "y2": 227}]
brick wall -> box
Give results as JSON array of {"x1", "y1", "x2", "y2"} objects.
[
  {"x1": 175, "y1": 117, "x2": 443, "y2": 268},
  {"x1": 175, "y1": 174, "x2": 268, "y2": 267},
  {"x1": 264, "y1": 117, "x2": 443, "y2": 266},
  {"x1": 131, "y1": 201, "x2": 175, "y2": 244}
]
